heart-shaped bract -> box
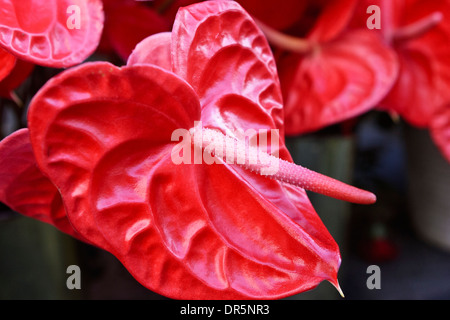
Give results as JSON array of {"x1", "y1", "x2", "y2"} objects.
[
  {"x1": 351, "y1": 0, "x2": 450, "y2": 129},
  {"x1": 26, "y1": 1, "x2": 343, "y2": 299},
  {"x1": 0, "y1": 1, "x2": 376, "y2": 299},
  {"x1": 269, "y1": 0, "x2": 399, "y2": 136},
  {"x1": 0, "y1": 0, "x2": 103, "y2": 68}
]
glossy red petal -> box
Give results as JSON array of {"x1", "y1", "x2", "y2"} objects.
[
  {"x1": 430, "y1": 103, "x2": 450, "y2": 163},
  {"x1": 103, "y1": 0, "x2": 169, "y2": 61},
  {"x1": 0, "y1": 47, "x2": 15, "y2": 81},
  {"x1": 24, "y1": 1, "x2": 353, "y2": 299},
  {"x1": 27, "y1": 61, "x2": 201, "y2": 260},
  {"x1": 172, "y1": 0, "x2": 283, "y2": 135},
  {"x1": 0, "y1": 129, "x2": 83, "y2": 239},
  {"x1": 280, "y1": 30, "x2": 398, "y2": 136},
  {"x1": 379, "y1": 48, "x2": 441, "y2": 128},
  {"x1": 0, "y1": 0, "x2": 104, "y2": 68},
  {"x1": 127, "y1": 32, "x2": 172, "y2": 70},
  {"x1": 378, "y1": 0, "x2": 450, "y2": 128},
  {"x1": 90, "y1": 153, "x2": 339, "y2": 299}
]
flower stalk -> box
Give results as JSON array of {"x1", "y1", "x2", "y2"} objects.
[
  {"x1": 190, "y1": 125, "x2": 376, "y2": 205},
  {"x1": 393, "y1": 11, "x2": 443, "y2": 43}
]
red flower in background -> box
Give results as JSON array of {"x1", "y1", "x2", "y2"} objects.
[
  {"x1": 253, "y1": 0, "x2": 399, "y2": 136},
  {"x1": 0, "y1": 0, "x2": 103, "y2": 68},
  {"x1": 352, "y1": 0, "x2": 450, "y2": 162},
  {"x1": 0, "y1": 1, "x2": 376, "y2": 299},
  {"x1": 0, "y1": 0, "x2": 104, "y2": 102},
  {"x1": 354, "y1": 0, "x2": 450, "y2": 127}
]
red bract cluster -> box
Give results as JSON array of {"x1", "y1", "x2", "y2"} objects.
[
  {"x1": 0, "y1": 0, "x2": 103, "y2": 67},
  {"x1": 0, "y1": 1, "x2": 379, "y2": 299},
  {"x1": 251, "y1": 0, "x2": 399, "y2": 136},
  {"x1": 352, "y1": 0, "x2": 450, "y2": 162},
  {"x1": 0, "y1": 0, "x2": 103, "y2": 102},
  {"x1": 250, "y1": 0, "x2": 449, "y2": 162},
  {"x1": 0, "y1": 0, "x2": 447, "y2": 300}
]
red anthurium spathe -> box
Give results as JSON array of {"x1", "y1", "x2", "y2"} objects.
[
  {"x1": 257, "y1": 0, "x2": 399, "y2": 136},
  {"x1": 1, "y1": 1, "x2": 375, "y2": 299},
  {"x1": 353, "y1": 0, "x2": 450, "y2": 129},
  {"x1": 350, "y1": 0, "x2": 450, "y2": 163},
  {"x1": 0, "y1": 128, "x2": 85, "y2": 241},
  {"x1": 0, "y1": 0, "x2": 104, "y2": 68}
]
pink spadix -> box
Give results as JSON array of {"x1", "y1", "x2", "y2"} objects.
[{"x1": 189, "y1": 125, "x2": 376, "y2": 205}]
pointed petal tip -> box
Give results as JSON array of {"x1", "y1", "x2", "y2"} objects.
[{"x1": 330, "y1": 279, "x2": 345, "y2": 298}]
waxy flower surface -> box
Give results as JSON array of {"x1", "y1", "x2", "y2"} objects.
[{"x1": 0, "y1": 1, "x2": 376, "y2": 299}]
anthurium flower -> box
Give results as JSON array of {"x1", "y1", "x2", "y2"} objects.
[
  {"x1": 0, "y1": 1, "x2": 375, "y2": 299},
  {"x1": 0, "y1": 0, "x2": 104, "y2": 68},
  {"x1": 352, "y1": 0, "x2": 450, "y2": 130},
  {"x1": 257, "y1": 0, "x2": 399, "y2": 136},
  {"x1": 0, "y1": 128, "x2": 86, "y2": 241},
  {"x1": 352, "y1": 0, "x2": 450, "y2": 163}
]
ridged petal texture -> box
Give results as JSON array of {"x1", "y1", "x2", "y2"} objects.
[
  {"x1": 0, "y1": 129, "x2": 83, "y2": 240},
  {"x1": 0, "y1": 0, "x2": 104, "y2": 67},
  {"x1": 9, "y1": 1, "x2": 341, "y2": 299}
]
